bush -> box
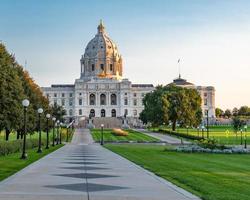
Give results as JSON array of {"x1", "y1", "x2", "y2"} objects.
[
  {"x1": 158, "y1": 128, "x2": 203, "y2": 140},
  {"x1": 198, "y1": 138, "x2": 226, "y2": 150},
  {"x1": 112, "y1": 129, "x2": 129, "y2": 136},
  {"x1": 0, "y1": 138, "x2": 45, "y2": 156}
]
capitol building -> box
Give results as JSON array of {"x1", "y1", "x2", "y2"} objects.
[{"x1": 42, "y1": 21, "x2": 215, "y2": 127}]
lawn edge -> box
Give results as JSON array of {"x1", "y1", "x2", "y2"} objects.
[
  {"x1": 104, "y1": 144, "x2": 201, "y2": 200},
  {"x1": 0, "y1": 144, "x2": 64, "y2": 184}
]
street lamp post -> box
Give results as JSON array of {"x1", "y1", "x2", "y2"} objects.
[
  {"x1": 56, "y1": 120, "x2": 59, "y2": 145},
  {"x1": 101, "y1": 124, "x2": 104, "y2": 145},
  {"x1": 45, "y1": 114, "x2": 51, "y2": 149},
  {"x1": 66, "y1": 127, "x2": 69, "y2": 142},
  {"x1": 59, "y1": 122, "x2": 63, "y2": 144},
  {"x1": 21, "y1": 99, "x2": 30, "y2": 159},
  {"x1": 52, "y1": 117, "x2": 56, "y2": 146},
  {"x1": 201, "y1": 125, "x2": 205, "y2": 139},
  {"x1": 37, "y1": 108, "x2": 43, "y2": 153},
  {"x1": 240, "y1": 129, "x2": 243, "y2": 145}
]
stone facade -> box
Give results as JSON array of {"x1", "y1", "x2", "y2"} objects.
[
  {"x1": 41, "y1": 21, "x2": 216, "y2": 127},
  {"x1": 42, "y1": 21, "x2": 154, "y2": 127}
]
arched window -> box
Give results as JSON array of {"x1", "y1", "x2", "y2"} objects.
[
  {"x1": 89, "y1": 93, "x2": 96, "y2": 105},
  {"x1": 100, "y1": 94, "x2": 106, "y2": 105},
  {"x1": 111, "y1": 109, "x2": 116, "y2": 117},
  {"x1": 101, "y1": 109, "x2": 106, "y2": 117},
  {"x1": 111, "y1": 94, "x2": 117, "y2": 105},
  {"x1": 79, "y1": 109, "x2": 82, "y2": 116},
  {"x1": 90, "y1": 109, "x2": 95, "y2": 117},
  {"x1": 69, "y1": 109, "x2": 73, "y2": 116}
]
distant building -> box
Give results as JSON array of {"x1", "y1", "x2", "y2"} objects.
[
  {"x1": 42, "y1": 21, "x2": 215, "y2": 127},
  {"x1": 41, "y1": 21, "x2": 154, "y2": 127},
  {"x1": 169, "y1": 75, "x2": 216, "y2": 123}
]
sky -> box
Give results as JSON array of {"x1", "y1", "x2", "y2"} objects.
[{"x1": 1, "y1": 0, "x2": 250, "y2": 110}]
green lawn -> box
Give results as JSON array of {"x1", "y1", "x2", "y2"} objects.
[
  {"x1": 153, "y1": 125, "x2": 250, "y2": 145},
  {"x1": 106, "y1": 144, "x2": 250, "y2": 200},
  {"x1": 91, "y1": 129, "x2": 159, "y2": 142},
  {"x1": 0, "y1": 144, "x2": 63, "y2": 181}
]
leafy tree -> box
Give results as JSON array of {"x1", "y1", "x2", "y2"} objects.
[
  {"x1": 232, "y1": 107, "x2": 238, "y2": 116},
  {"x1": 224, "y1": 109, "x2": 232, "y2": 118},
  {"x1": 215, "y1": 108, "x2": 224, "y2": 118},
  {"x1": 51, "y1": 104, "x2": 66, "y2": 123},
  {"x1": 0, "y1": 44, "x2": 25, "y2": 140},
  {"x1": 232, "y1": 117, "x2": 246, "y2": 133},
  {"x1": 140, "y1": 84, "x2": 202, "y2": 130},
  {"x1": 238, "y1": 106, "x2": 250, "y2": 116}
]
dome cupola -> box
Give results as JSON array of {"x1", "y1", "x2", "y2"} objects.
[{"x1": 80, "y1": 20, "x2": 123, "y2": 80}]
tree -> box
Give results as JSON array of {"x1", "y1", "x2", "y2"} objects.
[
  {"x1": 232, "y1": 117, "x2": 246, "y2": 133},
  {"x1": 215, "y1": 108, "x2": 224, "y2": 118},
  {"x1": 232, "y1": 107, "x2": 238, "y2": 116},
  {"x1": 140, "y1": 84, "x2": 202, "y2": 131},
  {"x1": 238, "y1": 106, "x2": 250, "y2": 116},
  {"x1": 0, "y1": 44, "x2": 25, "y2": 140},
  {"x1": 224, "y1": 109, "x2": 232, "y2": 118},
  {"x1": 51, "y1": 104, "x2": 66, "y2": 123}
]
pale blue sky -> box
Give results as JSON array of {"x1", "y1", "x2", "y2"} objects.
[{"x1": 1, "y1": 0, "x2": 250, "y2": 109}]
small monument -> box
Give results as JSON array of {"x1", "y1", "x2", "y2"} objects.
[{"x1": 121, "y1": 113, "x2": 130, "y2": 129}]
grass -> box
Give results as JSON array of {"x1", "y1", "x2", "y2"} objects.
[
  {"x1": 0, "y1": 144, "x2": 63, "y2": 181},
  {"x1": 91, "y1": 129, "x2": 160, "y2": 142},
  {"x1": 106, "y1": 144, "x2": 250, "y2": 200},
  {"x1": 151, "y1": 125, "x2": 250, "y2": 145}
]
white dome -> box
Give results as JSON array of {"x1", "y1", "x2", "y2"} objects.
[{"x1": 80, "y1": 21, "x2": 123, "y2": 80}]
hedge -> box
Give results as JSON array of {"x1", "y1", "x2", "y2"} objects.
[
  {"x1": 158, "y1": 128, "x2": 203, "y2": 140},
  {"x1": 0, "y1": 138, "x2": 45, "y2": 156}
]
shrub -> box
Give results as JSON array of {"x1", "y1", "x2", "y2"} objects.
[
  {"x1": 0, "y1": 138, "x2": 45, "y2": 156},
  {"x1": 112, "y1": 129, "x2": 129, "y2": 136},
  {"x1": 198, "y1": 138, "x2": 227, "y2": 150},
  {"x1": 158, "y1": 128, "x2": 203, "y2": 140}
]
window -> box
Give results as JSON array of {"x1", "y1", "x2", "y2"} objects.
[
  {"x1": 204, "y1": 99, "x2": 208, "y2": 106},
  {"x1": 69, "y1": 99, "x2": 73, "y2": 106},
  {"x1": 79, "y1": 98, "x2": 82, "y2": 105},
  {"x1": 141, "y1": 93, "x2": 145, "y2": 97},
  {"x1": 90, "y1": 109, "x2": 95, "y2": 117},
  {"x1": 133, "y1": 93, "x2": 137, "y2": 97},
  {"x1": 124, "y1": 98, "x2": 128, "y2": 105},
  {"x1": 111, "y1": 94, "x2": 117, "y2": 105},
  {"x1": 54, "y1": 93, "x2": 57, "y2": 97},
  {"x1": 124, "y1": 109, "x2": 128, "y2": 116},
  {"x1": 205, "y1": 109, "x2": 209, "y2": 116},
  {"x1": 125, "y1": 92, "x2": 127, "y2": 95},
  {"x1": 100, "y1": 64, "x2": 104, "y2": 71},
  {"x1": 62, "y1": 99, "x2": 65, "y2": 106},
  {"x1": 79, "y1": 92, "x2": 82, "y2": 96},
  {"x1": 101, "y1": 109, "x2": 106, "y2": 117},
  {"x1": 92, "y1": 64, "x2": 95, "y2": 71},
  {"x1": 133, "y1": 99, "x2": 137, "y2": 106},
  {"x1": 62, "y1": 93, "x2": 65, "y2": 97},
  {"x1": 69, "y1": 93, "x2": 73, "y2": 97},
  {"x1": 53, "y1": 99, "x2": 57, "y2": 106},
  {"x1": 69, "y1": 109, "x2": 73, "y2": 116},
  {"x1": 133, "y1": 109, "x2": 137, "y2": 116},
  {"x1": 111, "y1": 109, "x2": 116, "y2": 117},
  {"x1": 90, "y1": 94, "x2": 96, "y2": 105},
  {"x1": 110, "y1": 64, "x2": 113, "y2": 71},
  {"x1": 100, "y1": 94, "x2": 106, "y2": 105},
  {"x1": 204, "y1": 93, "x2": 207, "y2": 97},
  {"x1": 79, "y1": 109, "x2": 82, "y2": 116},
  {"x1": 46, "y1": 93, "x2": 49, "y2": 98}
]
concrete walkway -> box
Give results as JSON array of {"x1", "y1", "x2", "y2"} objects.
[
  {"x1": 0, "y1": 129, "x2": 199, "y2": 200},
  {"x1": 136, "y1": 129, "x2": 191, "y2": 144}
]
